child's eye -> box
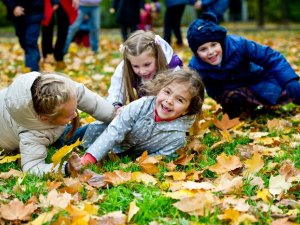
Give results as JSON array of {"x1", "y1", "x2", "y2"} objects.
[
  {"x1": 177, "y1": 98, "x2": 184, "y2": 103},
  {"x1": 163, "y1": 89, "x2": 170, "y2": 94}
]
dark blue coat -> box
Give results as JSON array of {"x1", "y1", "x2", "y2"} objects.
[
  {"x1": 189, "y1": 35, "x2": 299, "y2": 105},
  {"x1": 3, "y1": 0, "x2": 44, "y2": 23}
]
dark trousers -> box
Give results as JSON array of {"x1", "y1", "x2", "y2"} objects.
[
  {"x1": 14, "y1": 21, "x2": 41, "y2": 71},
  {"x1": 52, "y1": 124, "x2": 89, "y2": 148},
  {"x1": 120, "y1": 24, "x2": 138, "y2": 42},
  {"x1": 163, "y1": 4, "x2": 186, "y2": 45},
  {"x1": 42, "y1": 6, "x2": 69, "y2": 61}
]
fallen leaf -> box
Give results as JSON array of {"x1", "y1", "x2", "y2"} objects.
[
  {"x1": 103, "y1": 170, "x2": 131, "y2": 186},
  {"x1": 137, "y1": 151, "x2": 160, "y2": 174},
  {"x1": 51, "y1": 139, "x2": 81, "y2": 169},
  {"x1": 127, "y1": 200, "x2": 139, "y2": 223},
  {"x1": 269, "y1": 175, "x2": 291, "y2": 196},
  {"x1": 0, "y1": 198, "x2": 37, "y2": 221},
  {"x1": 0, "y1": 154, "x2": 20, "y2": 164},
  {"x1": 213, "y1": 114, "x2": 241, "y2": 131},
  {"x1": 243, "y1": 151, "x2": 264, "y2": 175},
  {"x1": 209, "y1": 152, "x2": 243, "y2": 174}
]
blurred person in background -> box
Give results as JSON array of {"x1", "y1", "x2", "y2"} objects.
[
  {"x1": 110, "y1": 0, "x2": 145, "y2": 42},
  {"x1": 3, "y1": 0, "x2": 44, "y2": 71},
  {"x1": 163, "y1": 0, "x2": 195, "y2": 46}
]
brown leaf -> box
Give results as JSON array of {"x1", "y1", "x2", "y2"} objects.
[
  {"x1": 103, "y1": 170, "x2": 131, "y2": 186},
  {"x1": 173, "y1": 192, "x2": 217, "y2": 216},
  {"x1": 173, "y1": 154, "x2": 194, "y2": 166},
  {"x1": 0, "y1": 198, "x2": 37, "y2": 221},
  {"x1": 209, "y1": 152, "x2": 242, "y2": 174},
  {"x1": 213, "y1": 114, "x2": 240, "y2": 131},
  {"x1": 137, "y1": 151, "x2": 160, "y2": 174},
  {"x1": 97, "y1": 211, "x2": 126, "y2": 225}
]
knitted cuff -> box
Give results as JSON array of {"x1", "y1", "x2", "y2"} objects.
[{"x1": 81, "y1": 153, "x2": 97, "y2": 166}]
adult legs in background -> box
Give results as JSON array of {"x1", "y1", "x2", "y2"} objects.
[
  {"x1": 88, "y1": 5, "x2": 100, "y2": 53},
  {"x1": 64, "y1": 7, "x2": 86, "y2": 54},
  {"x1": 163, "y1": 4, "x2": 186, "y2": 45},
  {"x1": 54, "y1": 6, "x2": 70, "y2": 61},
  {"x1": 15, "y1": 22, "x2": 41, "y2": 71},
  {"x1": 41, "y1": 16, "x2": 55, "y2": 60}
]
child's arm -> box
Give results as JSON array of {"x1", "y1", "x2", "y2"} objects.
[
  {"x1": 241, "y1": 37, "x2": 299, "y2": 86},
  {"x1": 68, "y1": 79, "x2": 116, "y2": 123},
  {"x1": 85, "y1": 101, "x2": 141, "y2": 162},
  {"x1": 19, "y1": 129, "x2": 69, "y2": 176},
  {"x1": 106, "y1": 61, "x2": 125, "y2": 106}
]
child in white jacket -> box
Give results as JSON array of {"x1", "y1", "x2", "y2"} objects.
[{"x1": 0, "y1": 72, "x2": 115, "y2": 176}]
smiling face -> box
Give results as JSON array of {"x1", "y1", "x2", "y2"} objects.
[
  {"x1": 155, "y1": 81, "x2": 192, "y2": 120},
  {"x1": 127, "y1": 50, "x2": 157, "y2": 81},
  {"x1": 46, "y1": 95, "x2": 78, "y2": 126},
  {"x1": 196, "y1": 42, "x2": 223, "y2": 66}
]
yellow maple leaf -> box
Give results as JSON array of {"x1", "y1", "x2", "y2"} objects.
[
  {"x1": 51, "y1": 139, "x2": 81, "y2": 169},
  {"x1": 0, "y1": 154, "x2": 20, "y2": 164},
  {"x1": 209, "y1": 153, "x2": 242, "y2": 174},
  {"x1": 243, "y1": 152, "x2": 264, "y2": 175},
  {"x1": 256, "y1": 189, "x2": 271, "y2": 203}
]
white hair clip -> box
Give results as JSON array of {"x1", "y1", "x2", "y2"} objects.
[
  {"x1": 119, "y1": 44, "x2": 125, "y2": 53},
  {"x1": 154, "y1": 35, "x2": 161, "y2": 45}
]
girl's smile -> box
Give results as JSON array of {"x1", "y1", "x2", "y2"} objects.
[{"x1": 155, "y1": 82, "x2": 192, "y2": 120}]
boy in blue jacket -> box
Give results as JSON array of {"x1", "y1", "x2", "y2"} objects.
[{"x1": 187, "y1": 12, "x2": 300, "y2": 118}]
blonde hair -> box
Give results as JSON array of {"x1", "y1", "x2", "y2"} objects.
[
  {"x1": 31, "y1": 73, "x2": 80, "y2": 139},
  {"x1": 140, "y1": 68, "x2": 205, "y2": 115},
  {"x1": 122, "y1": 30, "x2": 169, "y2": 103}
]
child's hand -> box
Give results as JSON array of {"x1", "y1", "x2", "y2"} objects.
[
  {"x1": 286, "y1": 80, "x2": 300, "y2": 103},
  {"x1": 194, "y1": 0, "x2": 202, "y2": 10},
  {"x1": 116, "y1": 106, "x2": 124, "y2": 116},
  {"x1": 67, "y1": 152, "x2": 82, "y2": 173},
  {"x1": 13, "y1": 6, "x2": 25, "y2": 17}
]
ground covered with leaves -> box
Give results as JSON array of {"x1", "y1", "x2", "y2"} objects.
[{"x1": 1, "y1": 29, "x2": 300, "y2": 225}]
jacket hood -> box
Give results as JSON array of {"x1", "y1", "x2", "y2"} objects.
[
  {"x1": 4, "y1": 72, "x2": 60, "y2": 130},
  {"x1": 156, "y1": 35, "x2": 174, "y2": 64}
]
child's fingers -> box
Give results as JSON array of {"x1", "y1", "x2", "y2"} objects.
[{"x1": 68, "y1": 153, "x2": 83, "y2": 172}]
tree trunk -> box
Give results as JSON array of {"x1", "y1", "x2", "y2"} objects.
[{"x1": 257, "y1": 0, "x2": 264, "y2": 28}]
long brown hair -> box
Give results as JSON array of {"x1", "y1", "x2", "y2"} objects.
[{"x1": 122, "y1": 30, "x2": 169, "y2": 103}]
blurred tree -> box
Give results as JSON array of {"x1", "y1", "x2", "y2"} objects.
[{"x1": 257, "y1": 0, "x2": 264, "y2": 28}]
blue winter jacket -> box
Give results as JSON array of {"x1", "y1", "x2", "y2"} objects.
[
  {"x1": 189, "y1": 35, "x2": 299, "y2": 105},
  {"x1": 164, "y1": 0, "x2": 195, "y2": 7}
]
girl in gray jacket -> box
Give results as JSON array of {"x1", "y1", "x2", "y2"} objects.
[
  {"x1": 81, "y1": 68, "x2": 205, "y2": 165},
  {"x1": 0, "y1": 72, "x2": 115, "y2": 176}
]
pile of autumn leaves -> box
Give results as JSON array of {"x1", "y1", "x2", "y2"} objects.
[{"x1": 1, "y1": 102, "x2": 300, "y2": 224}]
